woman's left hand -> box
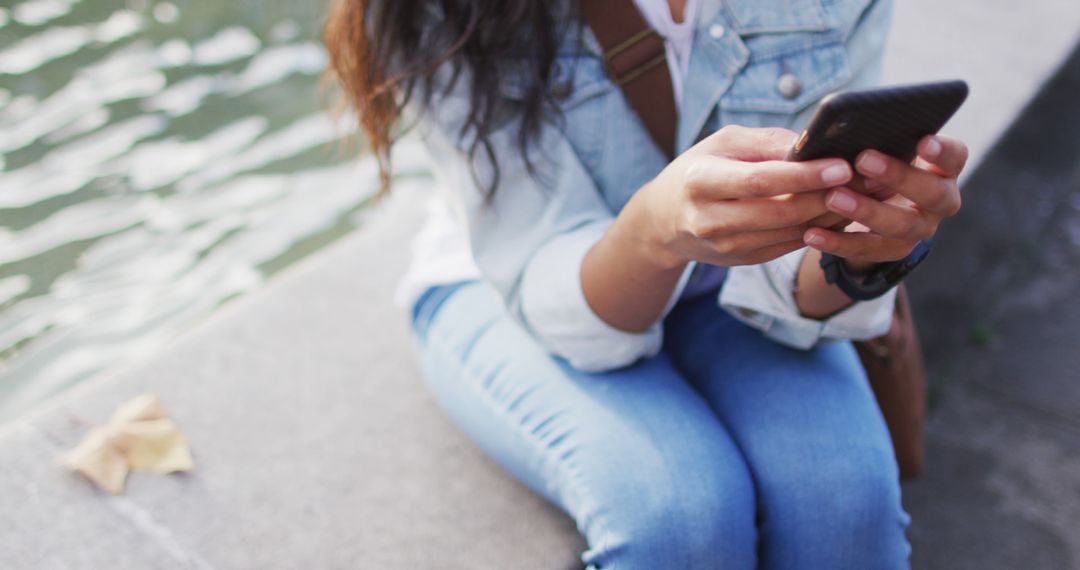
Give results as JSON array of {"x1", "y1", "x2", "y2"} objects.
[{"x1": 801, "y1": 134, "x2": 968, "y2": 270}]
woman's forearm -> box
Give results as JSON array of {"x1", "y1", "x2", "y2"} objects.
[
  {"x1": 794, "y1": 249, "x2": 877, "y2": 319},
  {"x1": 581, "y1": 184, "x2": 688, "y2": 333}
]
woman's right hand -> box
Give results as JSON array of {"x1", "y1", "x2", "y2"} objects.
[{"x1": 635, "y1": 125, "x2": 854, "y2": 269}]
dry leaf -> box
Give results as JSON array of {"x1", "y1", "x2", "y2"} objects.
[
  {"x1": 111, "y1": 418, "x2": 194, "y2": 473},
  {"x1": 110, "y1": 393, "x2": 168, "y2": 424},
  {"x1": 65, "y1": 428, "x2": 129, "y2": 495},
  {"x1": 65, "y1": 393, "x2": 193, "y2": 494}
]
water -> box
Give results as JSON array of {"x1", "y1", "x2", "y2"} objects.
[{"x1": 0, "y1": 0, "x2": 425, "y2": 422}]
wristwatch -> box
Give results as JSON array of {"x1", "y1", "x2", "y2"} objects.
[{"x1": 820, "y1": 240, "x2": 933, "y2": 301}]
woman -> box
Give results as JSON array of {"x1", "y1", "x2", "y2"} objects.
[{"x1": 325, "y1": 0, "x2": 966, "y2": 567}]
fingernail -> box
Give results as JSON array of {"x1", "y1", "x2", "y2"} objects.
[
  {"x1": 805, "y1": 232, "x2": 825, "y2": 247},
  {"x1": 924, "y1": 137, "x2": 942, "y2": 158},
  {"x1": 857, "y1": 153, "x2": 886, "y2": 176},
  {"x1": 821, "y1": 163, "x2": 851, "y2": 185},
  {"x1": 827, "y1": 190, "x2": 857, "y2": 213}
]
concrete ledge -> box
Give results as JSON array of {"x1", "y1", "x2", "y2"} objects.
[
  {"x1": 0, "y1": 423, "x2": 198, "y2": 570},
  {"x1": 0, "y1": 189, "x2": 583, "y2": 570}
]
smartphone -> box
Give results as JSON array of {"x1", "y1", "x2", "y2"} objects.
[{"x1": 786, "y1": 80, "x2": 969, "y2": 168}]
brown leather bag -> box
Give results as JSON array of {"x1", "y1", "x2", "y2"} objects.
[
  {"x1": 582, "y1": 0, "x2": 926, "y2": 479},
  {"x1": 855, "y1": 286, "x2": 926, "y2": 478}
]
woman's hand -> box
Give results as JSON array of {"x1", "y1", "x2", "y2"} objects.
[
  {"x1": 795, "y1": 134, "x2": 968, "y2": 319},
  {"x1": 582, "y1": 125, "x2": 852, "y2": 332},
  {"x1": 803, "y1": 135, "x2": 967, "y2": 269},
  {"x1": 637, "y1": 125, "x2": 854, "y2": 269}
]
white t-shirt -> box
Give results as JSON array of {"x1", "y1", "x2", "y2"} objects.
[{"x1": 633, "y1": 0, "x2": 701, "y2": 109}]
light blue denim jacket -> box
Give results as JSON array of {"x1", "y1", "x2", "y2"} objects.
[{"x1": 409, "y1": 0, "x2": 896, "y2": 371}]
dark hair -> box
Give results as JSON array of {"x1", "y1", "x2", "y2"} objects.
[{"x1": 324, "y1": 0, "x2": 570, "y2": 196}]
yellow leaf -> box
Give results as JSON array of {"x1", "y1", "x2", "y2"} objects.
[
  {"x1": 63, "y1": 393, "x2": 194, "y2": 494},
  {"x1": 65, "y1": 427, "x2": 129, "y2": 495},
  {"x1": 110, "y1": 393, "x2": 168, "y2": 424},
  {"x1": 112, "y1": 418, "x2": 194, "y2": 474}
]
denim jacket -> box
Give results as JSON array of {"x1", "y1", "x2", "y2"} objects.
[{"x1": 405, "y1": 0, "x2": 896, "y2": 371}]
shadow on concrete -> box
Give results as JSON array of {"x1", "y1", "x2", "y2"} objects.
[{"x1": 903, "y1": 38, "x2": 1080, "y2": 569}]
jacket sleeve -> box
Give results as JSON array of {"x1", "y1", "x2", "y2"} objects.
[
  {"x1": 718, "y1": 248, "x2": 897, "y2": 349},
  {"x1": 414, "y1": 71, "x2": 687, "y2": 372}
]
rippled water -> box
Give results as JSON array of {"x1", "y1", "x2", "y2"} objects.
[{"x1": 0, "y1": 0, "x2": 426, "y2": 421}]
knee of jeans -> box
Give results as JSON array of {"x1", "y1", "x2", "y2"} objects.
[
  {"x1": 759, "y1": 445, "x2": 905, "y2": 534},
  {"x1": 587, "y1": 461, "x2": 758, "y2": 570}
]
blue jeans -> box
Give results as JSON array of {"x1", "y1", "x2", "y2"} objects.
[{"x1": 410, "y1": 280, "x2": 911, "y2": 569}]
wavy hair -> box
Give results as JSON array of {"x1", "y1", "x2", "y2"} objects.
[{"x1": 324, "y1": 0, "x2": 570, "y2": 196}]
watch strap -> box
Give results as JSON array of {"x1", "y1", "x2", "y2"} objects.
[{"x1": 820, "y1": 240, "x2": 932, "y2": 301}]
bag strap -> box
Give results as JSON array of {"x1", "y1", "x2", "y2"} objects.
[{"x1": 581, "y1": 0, "x2": 678, "y2": 158}]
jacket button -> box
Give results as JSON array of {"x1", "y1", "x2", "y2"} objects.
[
  {"x1": 708, "y1": 24, "x2": 726, "y2": 39},
  {"x1": 777, "y1": 73, "x2": 802, "y2": 99}
]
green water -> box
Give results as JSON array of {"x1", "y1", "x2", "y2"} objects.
[{"x1": 0, "y1": 0, "x2": 418, "y2": 422}]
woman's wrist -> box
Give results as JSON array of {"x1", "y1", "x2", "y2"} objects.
[
  {"x1": 580, "y1": 182, "x2": 689, "y2": 333},
  {"x1": 625, "y1": 178, "x2": 689, "y2": 271},
  {"x1": 795, "y1": 249, "x2": 858, "y2": 319}
]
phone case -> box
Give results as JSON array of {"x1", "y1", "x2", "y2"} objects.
[{"x1": 787, "y1": 80, "x2": 969, "y2": 164}]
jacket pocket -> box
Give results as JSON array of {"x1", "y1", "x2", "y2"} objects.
[
  {"x1": 498, "y1": 50, "x2": 615, "y2": 177},
  {"x1": 720, "y1": 40, "x2": 851, "y2": 118},
  {"x1": 497, "y1": 51, "x2": 612, "y2": 107},
  {"x1": 718, "y1": 0, "x2": 875, "y2": 127}
]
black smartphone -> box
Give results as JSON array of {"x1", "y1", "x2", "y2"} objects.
[{"x1": 786, "y1": 80, "x2": 969, "y2": 169}]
